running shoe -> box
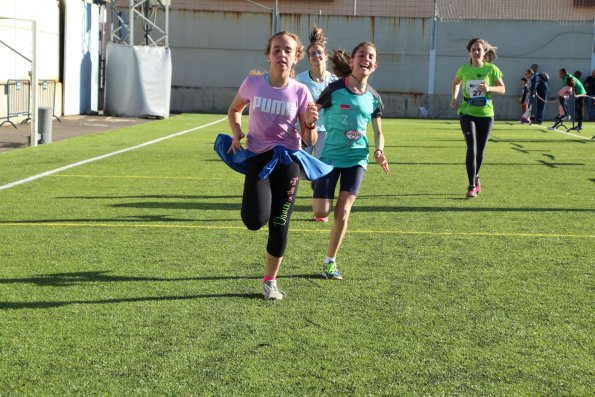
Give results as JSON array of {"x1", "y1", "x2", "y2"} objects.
[
  {"x1": 475, "y1": 177, "x2": 481, "y2": 194},
  {"x1": 263, "y1": 280, "x2": 286, "y2": 300},
  {"x1": 466, "y1": 186, "x2": 477, "y2": 198},
  {"x1": 322, "y1": 261, "x2": 343, "y2": 280},
  {"x1": 313, "y1": 216, "x2": 329, "y2": 223}
]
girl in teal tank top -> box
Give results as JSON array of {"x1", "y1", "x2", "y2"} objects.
[{"x1": 312, "y1": 42, "x2": 390, "y2": 281}]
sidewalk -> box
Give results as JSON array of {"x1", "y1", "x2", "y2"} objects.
[{"x1": 0, "y1": 114, "x2": 151, "y2": 153}]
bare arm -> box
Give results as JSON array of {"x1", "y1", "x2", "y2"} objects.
[
  {"x1": 481, "y1": 77, "x2": 505, "y2": 95},
  {"x1": 371, "y1": 117, "x2": 389, "y2": 173},
  {"x1": 227, "y1": 94, "x2": 249, "y2": 154},
  {"x1": 450, "y1": 77, "x2": 462, "y2": 109},
  {"x1": 298, "y1": 103, "x2": 319, "y2": 147}
]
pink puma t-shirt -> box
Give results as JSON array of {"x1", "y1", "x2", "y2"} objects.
[{"x1": 238, "y1": 74, "x2": 313, "y2": 153}]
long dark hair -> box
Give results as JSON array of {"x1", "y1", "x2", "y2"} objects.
[{"x1": 329, "y1": 41, "x2": 376, "y2": 78}]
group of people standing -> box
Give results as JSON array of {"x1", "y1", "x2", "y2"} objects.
[
  {"x1": 519, "y1": 64, "x2": 590, "y2": 131},
  {"x1": 217, "y1": 29, "x2": 505, "y2": 299}
]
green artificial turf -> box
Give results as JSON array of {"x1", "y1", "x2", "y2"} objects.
[{"x1": 0, "y1": 114, "x2": 593, "y2": 396}]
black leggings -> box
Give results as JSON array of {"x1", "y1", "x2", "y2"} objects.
[
  {"x1": 575, "y1": 96, "x2": 584, "y2": 128},
  {"x1": 459, "y1": 114, "x2": 493, "y2": 187},
  {"x1": 241, "y1": 150, "x2": 301, "y2": 258}
]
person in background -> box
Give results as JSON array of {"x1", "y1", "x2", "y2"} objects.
[
  {"x1": 226, "y1": 31, "x2": 320, "y2": 300},
  {"x1": 583, "y1": 69, "x2": 595, "y2": 121},
  {"x1": 296, "y1": 26, "x2": 337, "y2": 222},
  {"x1": 519, "y1": 77, "x2": 531, "y2": 124},
  {"x1": 559, "y1": 68, "x2": 586, "y2": 131},
  {"x1": 551, "y1": 78, "x2": 574, "y2": 128},
  {"x1": 296, "y1": 26, "x2": 337, "y2": 160},
  {"x1": 450, "y1": 38, "x2": 505, "y2": 198},
  {"x1": 533, "y1": 72, "x2": 549, "y2": 125},
  {"x1": 312, "y1": 41, "x2": 389, "y2": 281},
  {"x1": 529, "y1": 64, "x2": 539, "y2": 121}
]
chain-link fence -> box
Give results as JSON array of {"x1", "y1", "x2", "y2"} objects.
[
  {"x1": 112, "y1": 1, "x2": 595, "y2": 118},
  {"x1": 162, "y1": 0, "x2": 594, "y2": 21},
  {"x1": 436, "y1": 0, "x2": 594, "y2": 22}
]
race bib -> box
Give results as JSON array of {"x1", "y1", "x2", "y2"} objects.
[{"x1": 466, "y1": 80, "x2": 486, "y2": 98}]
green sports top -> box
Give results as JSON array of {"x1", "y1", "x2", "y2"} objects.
[{"x1": 456, "y1": 63, "x2": 503, "y2": 118}]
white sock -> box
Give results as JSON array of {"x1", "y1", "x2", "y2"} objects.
[{"x1": 324, "y1": 256, "x2": 336, "y2": 264}]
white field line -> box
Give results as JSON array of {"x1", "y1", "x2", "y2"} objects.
[
  {"x1": 49, "y1": 174, "x2": 235, "y2": 180},
  {"x1": 0, "y1": 117, "x2": 227, "y2": 192},
  {"x1": 530, "y1": 123, "x2": 594, "y2": 141}
]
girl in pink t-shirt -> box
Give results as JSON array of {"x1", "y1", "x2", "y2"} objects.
[
  {"x1": 227, "y1": 31, "x2": 318, "y2": 300},
  {"x1": 557, "y1": 80, "x2": 574, "y2": 120}
]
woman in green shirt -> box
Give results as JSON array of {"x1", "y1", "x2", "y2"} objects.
[{"x1": 450, "y1": 38, "x2": 506, "y2": 198}]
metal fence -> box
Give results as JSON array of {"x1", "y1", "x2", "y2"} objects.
[
  {"x1": 0, "y1": 80, "x2": 30, "y2": 128},
  {"x1": 37, "y1": 80, "x2": 61, "y2": 122},
  {"x1": 152, "y1": 0, "x2": 594, "y2": 21},
  {"x1": 0, "y1": 79, "x2": 60, "y2": 128}
]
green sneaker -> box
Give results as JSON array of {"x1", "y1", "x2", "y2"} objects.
[{"x1": 322, "y1": 261, "x2": 343, "y2": 280}]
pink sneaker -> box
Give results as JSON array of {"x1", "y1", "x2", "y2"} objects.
[
  {"x1": 313, "y1": 216, "x2": 329, "y2": 222},
  {"x1": 466, "y1": 187, "x2": 477, "y2": 198},
  {"x1": 475, "y1": 177, "x2": 481, "y2": 194}
]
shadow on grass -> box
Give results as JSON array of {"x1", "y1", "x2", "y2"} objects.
[
  {"x1": 383, "y1": 145, "x2": 461, "y2": 149},
  {"x1": 395, "y1": 162, "x2": 584, "y2": 167},
  {"x1": 0, "y1": 292, "x2": 263, "y2": 310},
  {"x1": 0, "y1": 215, "x2": 242, "y2": 224},
  {"x1": 0, "y1": 271, "x2": 320, "y2": 287},
  {"x1": 59, "y1": 195, "x2": 243, "y2": 200},
  {"x1": 99, "y1": 203, "x2": 594, "y2": 213},
  {"x1": 0, "y1": 271, "x2": 261, "y2": 287},
  {"x1": 490, "y1": 138, "x2": 592, "y2": 144},
  {"x1": 0, "y1": 201, "x2": 593, "y2": 226},
  {"x1": 0, "y1": 271, "x2": 322, "y2": 309}
]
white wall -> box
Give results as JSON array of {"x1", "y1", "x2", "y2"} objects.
[
  {"x1": 167, "y1": 10, "x2": 593, "y2": 119},
  {"x1": 0, "y1": 0, "x2": 60, "y2": 81},
  {"x1": 62, "y1": 0, "x2": 99, "y2": 116}
]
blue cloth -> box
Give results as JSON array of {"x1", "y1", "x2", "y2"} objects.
[{"x1": 214, "y1": 134, "x2": 334, "y2": 181}]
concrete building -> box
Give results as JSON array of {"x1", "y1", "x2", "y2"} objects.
[
  {"x1": 1, "y1": 0, "x2": 594, "y2": 123},
  {"x1": 0, "y1": 0, "x2": 103, "y2": 124}
]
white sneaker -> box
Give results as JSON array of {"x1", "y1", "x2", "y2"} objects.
[{"x1": 263, "y1": 280, "x2": 286, "y2": 300}]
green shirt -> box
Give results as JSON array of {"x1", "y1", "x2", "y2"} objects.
[
  {"x1": 456, "y1": 63, "x2": 503, "y2": 117},
  {"x1": 563, "y1": 73, "x2": 586, "y2": 95}
]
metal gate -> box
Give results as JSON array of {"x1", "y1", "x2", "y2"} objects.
[
  {"x1": 37, "y1": 80, "x2": 61, "y2": 122},
  {"x1": 0, "y1": 80, "x2": 30, "y2": 128}
]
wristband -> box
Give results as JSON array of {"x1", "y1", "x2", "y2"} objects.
[
  {"x1": 305, "y1": 122, "x2": 316, "y2": 129},
  {"x1": 374, "y1": 149, "x2": 383, "y2": 156}
]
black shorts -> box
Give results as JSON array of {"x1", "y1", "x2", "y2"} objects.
[{"x1": 313, "y1": 165, "x2": 365, "y2": 199}]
